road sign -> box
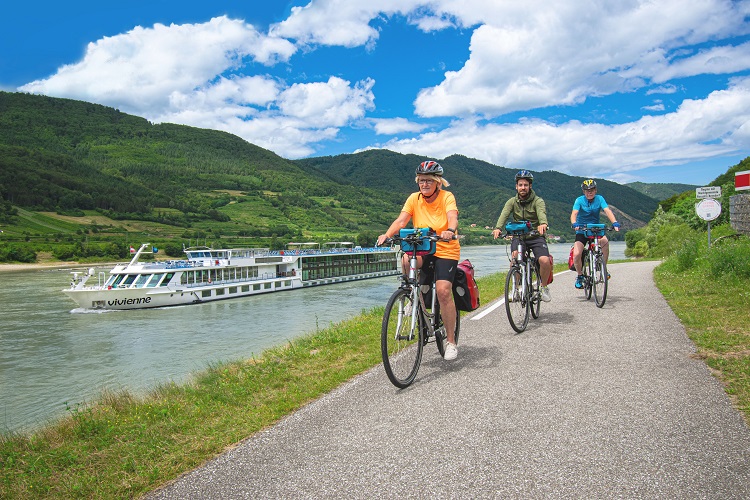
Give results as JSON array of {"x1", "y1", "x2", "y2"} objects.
[
  {"x1": 736, "y1": 170, "x2": 750, "y2": 191},
  {"x1": 696, "y1": 198, "x2": 721, "y2": 221},
  {"x1": 696, "y1": 186, "x2": 722, "y2": 199}
]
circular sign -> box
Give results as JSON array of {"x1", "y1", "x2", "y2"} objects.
[{"x1": 696, "y1": 198, "x2": 722, "y2": 221}]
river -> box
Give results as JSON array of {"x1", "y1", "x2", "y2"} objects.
[{"x1": 0, "y1": 242, "x2": 627, "y2": 433}]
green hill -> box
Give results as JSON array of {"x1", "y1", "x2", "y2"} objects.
[
  {"x1": 294, "y1": 151, "x2": 659, "y2": 232},
  {"x1": 0, "y1": 91, "x2": 661, "y2": 260},
  {"x1": 626, "y1": 182, "x2": 699, "y2": 201}
]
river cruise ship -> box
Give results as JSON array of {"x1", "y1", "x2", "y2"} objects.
[{"x1": 63, "y1": 242, "x2": 400, "y2": 310}]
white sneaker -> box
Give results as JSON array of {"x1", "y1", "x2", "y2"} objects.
[
  {"x1": 540, "y1": 286, "x2": 551, "y2": 302},
  {"x1": 444, "y1": 342, "x2": 458, "y2": 361}
]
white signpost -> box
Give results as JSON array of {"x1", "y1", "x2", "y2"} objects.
[
  {"x1": 696, "y1": 197, "x2": 722, "y2": 247},
  {"x1": 696, "y1": 186, "x2": 722, "y2": 199}
]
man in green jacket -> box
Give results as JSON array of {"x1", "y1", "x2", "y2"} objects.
[{"x1": 491, "y1": 170, "x2": 552, "y2": 302}]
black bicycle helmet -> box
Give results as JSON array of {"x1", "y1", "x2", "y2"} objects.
[
  {"x1": 416, "y1": 160, "x2": 443, "y2": 176},
  {"x1": 581, "y1": 179, "x2": 597, "y2": 190},
  {"x1": 515, "y1": 169, "x2": 533, "y2": 182}
]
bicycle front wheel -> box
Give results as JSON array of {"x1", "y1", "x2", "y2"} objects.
[
  {"x1": 582, "y1": 252, "x2": 593, "y2": 300},
  {"x1": 381, "y1": 288, "x2": 423, "y2": 388},
  {"x1": 593, "y1": 254, "x2": 608, "y2": 308},
  {"x1": 434, "y1": 298, "x2": 461, "y2": 357},
  {"x1": 529, "y1": 262, "x2": 541, "y2": 319},
  {"x1": 505, "y1": 266, "x2": 529, "y2": 333}
]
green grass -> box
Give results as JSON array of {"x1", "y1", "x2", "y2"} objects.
[
  {"x1": 654, "y1": 266, "x2": 750, "y2": 417},
  {"x1": 1, "y1": 260, "x2": 747, "y2": 498}
]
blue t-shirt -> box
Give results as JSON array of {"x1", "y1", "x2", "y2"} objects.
[{"x1": 573, "y1": 194, "x2": 608, "y2": 232}]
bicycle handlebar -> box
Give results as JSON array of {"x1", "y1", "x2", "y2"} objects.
[
  {"x1": 382, "y1": 233, "x2": 457, "y2": 246},
  {"x1": 572, "y1": 224, "x2": 616, "y2": 232}
]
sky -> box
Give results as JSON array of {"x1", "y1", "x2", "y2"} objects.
[{"x1": 2, "y1": 1, "x2": 750, "y2": 186}]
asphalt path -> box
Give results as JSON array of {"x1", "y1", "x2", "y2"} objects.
[{"x1": 148, "y1": 261, "x2": 750, "y2": 499}]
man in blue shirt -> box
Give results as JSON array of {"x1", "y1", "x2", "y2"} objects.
[{"x1": 570, "y1": 179, "x2": 621, "y2": 289}]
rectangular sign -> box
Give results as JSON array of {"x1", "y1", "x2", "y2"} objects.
[
  {"x1": 696, "y1": 186, "x2": 722, "y2": 198},
  {"x1": 736, "y1": 170, "x2": 750, "y2": 191}
]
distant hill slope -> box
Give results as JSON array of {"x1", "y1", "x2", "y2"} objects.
[
  {"x1": 0, "y1": 91, "x2": 658, "y2": 239},
  {"x1": 295, "y1": 151, "x2": 660, "y2": 231},
  {"x1": 626, "y1": 182, "x2": 699, "y2": 200}
]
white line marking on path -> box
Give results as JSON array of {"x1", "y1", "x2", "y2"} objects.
[{"x1": 470, "y1": 270, "x2": 572, "y2": 321}]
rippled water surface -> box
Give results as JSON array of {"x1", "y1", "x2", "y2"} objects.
[{"x1": 0, "y1": 242, "x2": 627, "y2": 432}]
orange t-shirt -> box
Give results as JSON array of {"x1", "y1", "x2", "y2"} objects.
[{"x1": 401, "y1": 190, "x2": 460, "y2": 261}]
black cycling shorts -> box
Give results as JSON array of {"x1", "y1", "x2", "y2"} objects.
[
  {"x1": 419, "y1": 255, "x2": 458, "y2": 284},
  {"x1": 511, "y1": 237, "x2": 550, "y2": 259},
  {"x1": 575, "y1": 233, "x2": 608, "y2": 245}
]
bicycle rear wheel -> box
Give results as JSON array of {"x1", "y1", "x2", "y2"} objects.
[
  {"x1": 381, "y1": 288, "x2": 423, "y2": 388},
  {"x1": 582, "y1": 251, "x2": 593, "y2": 300},
  {"x1": 434, "y1": 298, "x2": 461, "y2": 357},
  {"x1": 505, "y1": 266, "x2": 529, "y2": 333},
  {"x1": 529, "y1": 261, "x2": 541, "y2": 319},
  {"x1": 593, "y1": 253, "x2": 608, "y2": 308}
]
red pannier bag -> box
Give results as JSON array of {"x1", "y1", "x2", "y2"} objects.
[
  {"x1": 453, "y1": 259, "x2": 480, "y2": 311},
  {"x1": 547, "y1": 255, "x2": 554, "y2": 285}
]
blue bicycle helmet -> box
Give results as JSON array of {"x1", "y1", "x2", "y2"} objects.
[
  {"x1": 416, "y1": 160, "x2": 443, "y2": 176},
  {"x1": 515, "y1": 169, "x2": 533, "y2": 183}
]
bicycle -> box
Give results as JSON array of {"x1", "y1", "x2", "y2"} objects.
[
  {"x1": 380, "y1": 228, "x2": 461, "y2": 388},
  {"x1": 503, "y1": 221, "x2": 542, "y2": 333},
  {"x1": 577, "y1": 223, "x2": 612, "y2": 308}
]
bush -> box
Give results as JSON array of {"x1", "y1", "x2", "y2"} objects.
[{"x1": 707, "y1": 238, "x2": 750, "y2": 279}]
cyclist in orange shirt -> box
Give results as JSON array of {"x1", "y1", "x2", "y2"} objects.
[{"x1": 377, "y1": 161, "x2": 461, "y2": 361}]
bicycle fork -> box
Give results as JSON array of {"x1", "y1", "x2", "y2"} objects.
[{"x1": 395, "y1": 255, "x2": 420, "y2": 340}]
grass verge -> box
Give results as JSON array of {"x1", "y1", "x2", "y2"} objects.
[{"x1": 654, "y1": 266, "x2": 750, "y2": 422}]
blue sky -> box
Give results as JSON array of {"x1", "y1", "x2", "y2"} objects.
[{"x1": 3, "y1": 1, "x2": 750, "y2": 186}]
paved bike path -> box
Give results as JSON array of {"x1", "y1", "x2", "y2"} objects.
[{"x1": 148, "y1": 261, "x2": 750, "y2": 498}]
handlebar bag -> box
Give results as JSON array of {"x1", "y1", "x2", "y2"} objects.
[
  {"x1": 399, "y1": 227, "x2": 436, "y2": 255},
  {"x1": 505, "y1": 221, "x2": 531, "y2": 234},
  {"x1": 584, "y1": 223, "x2": 606, "y2": 237}
]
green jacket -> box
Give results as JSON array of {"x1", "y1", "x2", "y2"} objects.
[{"x1": 495, "y1": 189, "x2": 548, "y2": 237}]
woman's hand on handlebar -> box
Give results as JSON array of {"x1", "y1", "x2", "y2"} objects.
[{"x1": 376, "y1": 234, "x2": 389, "y2": 247}]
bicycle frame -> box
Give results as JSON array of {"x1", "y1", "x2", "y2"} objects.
[
  {"x1": 380, "y1": 230, "x2": 460, "y2": 388},
  {"x1": 579, "y1": 223, "x2": 610, "y2": 307},
  {"x1": 503, "y1": 222, "x2": 542, "y2": 333}
]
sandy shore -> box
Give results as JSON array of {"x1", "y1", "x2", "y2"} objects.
[{"x1": 0, "y1": 261, "x2": 114, "y2": 273}]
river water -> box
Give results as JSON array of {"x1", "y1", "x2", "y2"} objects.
[{"x1": 0, "y1": 242, "x2": 627, "y2": 433}]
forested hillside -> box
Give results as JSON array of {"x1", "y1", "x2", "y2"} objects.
[
  {"x1": 295, "y1": 151, "x2": 660, "y2": 231},
  {"x1": 1, "y1": 91, "x2": 663, "y2": 261},
  {"x1": 626, "y1": 182, "x2": 698, "y2": 201}
]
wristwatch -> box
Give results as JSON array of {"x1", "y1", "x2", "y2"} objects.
[{"x1": 446, "y1": 228, "x2": 456, "y2": 233}]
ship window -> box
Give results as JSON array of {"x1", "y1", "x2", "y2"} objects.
[
  {"x1": 134, "y1": 274, "x2": 150, "y2": 287},
  {"x1": 253, "y1": 284, "x2": 260, "y2": 291},
  {"x1": 284, "y1": 280, "x2": 291, "y2": 287},
  {"x1": 201, "y1": 290, "x2": 211, "y2": 298},
  {"x1": 229, "y1": 287, "x2": 237, "y2": 294},
  {"x1": 264, "y1": 283, "x2": 271, "y2": 290},
  {"x1": 146, "y1": 274, "x2": 162, "y2": 287},
  {"x1": 241, "y1": 285, "x2": 249, "y2": 292},
  {"x1": 216, "y1": 288, "x2": 225, "y2": 296},
  {"x1": 121, "y1": 275, "x2": 137, "y2": 287}
]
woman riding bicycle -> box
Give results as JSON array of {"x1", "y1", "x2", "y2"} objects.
[
  {"x1": 491, "y1": 170, "x2": 552, "y2": 302},
  {"x1": 570, "y1": 179, "x2": 621, "y2": 289},
  {"x1": 377, "y1": 161, "x2": 461, "y2": 361}
]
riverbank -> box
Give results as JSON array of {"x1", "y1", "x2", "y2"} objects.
[{"x1": 0, "y1": 262, "x2": 83, "y2": 273}]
